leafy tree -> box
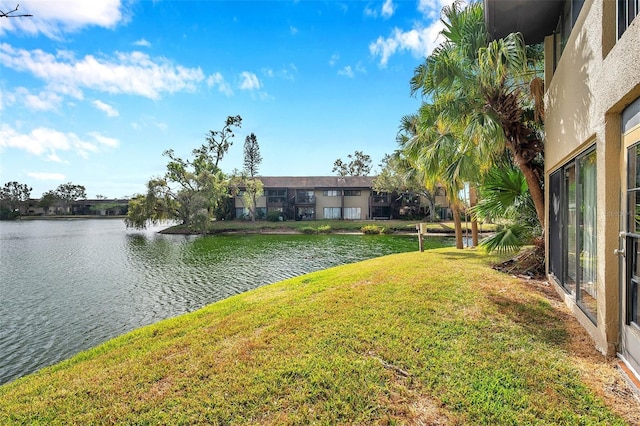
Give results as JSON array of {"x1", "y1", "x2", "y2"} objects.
[
  {"x1": 125, "y1": 116, "x2": 242, "y2": 232},
  {"x1": 39, "y1": 190, "x2": 60, "y2": 215},
  {"x1": 373, "y1": 152, "x2": 439, "y2": 222},
  {"x1": 194, "y1": 115, "x2": 243, "y2": 172},
  {"x1": 332, "y1": 150, "x2": 372, "y2": 176},
  {"x1": 0, "y1": 181, "x2": 32, "y2": 218},
  {"x1": 233, "y1": 177, "x2": 264, "y2": 222},
  {"x1": 54, "y1": 182, "x2": 86, "y2": 214}
]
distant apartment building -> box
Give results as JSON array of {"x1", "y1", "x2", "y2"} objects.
[
  {"x1": 24, "y1": 199, "x2": 129, "y2": 216},
  {"x1": 486, "y1": 0, "x2": 640, "y2": 380},
  {"x1": 233, "y1": 176, "x2": 449, "y2": 221}
]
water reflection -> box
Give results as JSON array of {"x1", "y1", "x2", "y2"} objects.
[{"x1": 0, "y1": 220, "x2": 452, "y2": 385}]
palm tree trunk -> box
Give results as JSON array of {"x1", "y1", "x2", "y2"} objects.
[
  {"x1": 452, "y1": 203, "x2": 464, "y2": 249},
  {"x1": 469, "y1": 186, "x2": 479, "y2": 247},
  {"x1": 514, "y1": 152, "x2": 545, "y2": 229}
]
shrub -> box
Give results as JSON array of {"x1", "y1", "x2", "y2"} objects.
[
  {"x1": 361, "y1": 225, "x2": 384, "y2": 235},
  {"x1": 316, "y1": 225, "x2": 331, "y2": 234},
  {"x1": 300, "y1": 225, "x2": 332, "y2": 234},
  {"x1": 266, "y1": 211, "x2": 283, "y2": 222}
]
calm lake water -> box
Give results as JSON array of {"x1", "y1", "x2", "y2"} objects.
[{"x1": 0, "y1": 219, "x2": 452, "y2": 385}]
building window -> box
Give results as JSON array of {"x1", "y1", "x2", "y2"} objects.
[
  {"x1": 266, "y1": 189, "x2": 287, "y2": 204},
  {"x1": 372, "y1": 206, "x2": 390, "y2": 218},
  {"x1": 296, "y1": 190, "x2": 315, "y2": 204},
  {"x1": 343, "y1": 207, "x2": 361, "y2": 220},
  {"x1": 296, "y1": 207, "x2": 315, "y2": 220},
  {"x1": 619, "y1": 0, "x2": 639, "y2": 38},
  {"x1": 255, "y1": 207, "x2": 267, "y2": 220},
  {"x1": 323, "y1": 207, "x2": 341, "y2": 219},
  {"x1": 267, "y1": 196, "x2": 287, "y2": 204},
  {"x1": 373, "y1": 192, "x2": 389, "y2": 203},
  {"x1": 344, "y1": 190, "x2": 361, "y2": 196},
  {"x1": 553, "y1": 0, "x2": 585, "y2": 70},
  {"x1": 548, "y1": 146, "x2": 597, "y2": 323},
  {"x1": 323, "y1": 190, "x2": 341, "y2": 197},
  {"x1": 626, "y1": 143, "x2": 640, "y2": 328}
]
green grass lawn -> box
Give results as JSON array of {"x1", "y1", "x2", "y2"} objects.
[
  {"x1": 0, "y1": 248, "x2": 630, "y2": 425},
  {"x1": 162, "y1": 219, "x2": 498, "y2": 235}
]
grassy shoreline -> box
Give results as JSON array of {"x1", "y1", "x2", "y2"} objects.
[
  {"x1": 8, "y1": 217, "x2": 498, "y2": 236},
  {"x1": 160, "y1": 219, "x2": 498, "y2": 236},
  {"x1": 1, "y1": 248, "x2": 637, "y2": 424}
]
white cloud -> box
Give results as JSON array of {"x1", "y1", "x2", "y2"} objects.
[
  {"x1": 0, "y1": 124, "x2": 116, "y2": 162},
  {"x1": 206, "y1": 72, "x2": 233, "y2": 96},
  {"x1": 130, "y1": 116, "x2": 168, "y2": 131},
  {"x1": 0, "y1": 0, "x2": 125, "y2": 38},
  {"x1": 10, "y1": 87, "x2": 63, "y2": 111},
  {"x1": 92, "y1": 100, "x2": 119, "y2": 117},
  {"x1": 133, "y1": 39, "x2": 151, "y2": 47},
  {"x1": 369, "y1": 24, "x2": 443, "y2": 66},
  {"x1": 337, "y1": 62, "x2": 366, "y2": 78},
  {"x1": 381, "y1": 0, "x2": 396, "y2": 18},
  {"x1": 89, "y1": 132, "x2": 120, "y2": 148},
  {"x1": 364, "y1": 0, "x2": 396, "y2": 19},
  {"x1": 238, "y1": 72, "x2": 261, "y2": 90},
  {"x1": 0, "y1": 44, "x2": 205, "y2": 100},
  {"x1": 262, "y1": 65, "x2": 297, "y2": 81},
  {"x1": 338, "y1": 66, "x2": 354, "y2": 78},
  {"x1": 369, "y1": 0, "x2": 457, "y2": 66},
  {"x1": 290, "y1": 26, "x2": 298, "y2": 35},
  {"x1": 364, "y1": 5, "x2": 377, "y2": 18},
  {"x1": 329, "y1": 53, "x2": 340, "y2": 66},
  {"x1": 27, "y1": 172, "x2": 66, "y2": 181},
  {"x1": 418, "y1": 0, "x2": 458, "y2": 19}
]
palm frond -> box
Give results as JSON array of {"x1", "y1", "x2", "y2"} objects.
[{"x1": 479, "y1": 223, "x2": 531, "y2": 253}]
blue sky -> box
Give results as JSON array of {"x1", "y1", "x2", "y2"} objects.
[{"x1": 0, "y1": 0, "x2": 453, "y2": 199}]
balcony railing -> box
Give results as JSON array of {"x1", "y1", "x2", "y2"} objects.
[{"x1": 295, "y1": 195, "x2": 316, "y2": 204}]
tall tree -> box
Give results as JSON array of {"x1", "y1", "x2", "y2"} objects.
[
  {"x1": 243, "y1": 133, "x2": 262, "y2": 178},
  {"x1": 125, "y1": 116, "x2": 242, "y2": 232},
  {"x1": 55, "y1": 182, "x2": 86, "y2": 214},
  {"x1": 410, "y1": 1, "x2": 545, "y2": 229},
  {"x1": 39, "y1": 190, "x2": 59, "y2": 215},
  {"x1": 373, "y1": 152, "x2": 439, "y2": 222},
  {"x1": 332, "y1": 150, "x2": 372, "y2": 176},
  {"x1": 401, "y1": 104, "x2": 476, "y2": 249},
  {"x1": 194, "y1": 115, "x2": 242, "y2": 172},
  {"x1": 236, "y1": 133, "x2": 264, "y2": 222},
  {"x1": 0, "y1": 181, "x2": 32, "y2": 218}
]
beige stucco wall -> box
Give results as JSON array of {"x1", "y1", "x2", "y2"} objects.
[
  {"x1": 544, "y1": 0, "x2": 640, "y2": 355},
  {"x1": 343, "y1": 190, "x2": 371, "y2": 213},
  {"x1": 315, "y1": 192, "x2": 342, "y2": 212},
  {"x1": 234, "y1": 195, "x2": 267, "y2": 210}
]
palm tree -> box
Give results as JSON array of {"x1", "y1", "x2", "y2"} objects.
[
  {"x1": 472, "y1": 160, "x2": 540, "y2": 253},
  {"x1": 409, "y1": 1, "x2": 545, "y2": 230},
  {"x1": 400, "y1": 104, "x2": 478, "y2": 249}
]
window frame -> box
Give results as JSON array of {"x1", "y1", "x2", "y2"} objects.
[
  {"x1": 548, "y1": 145, "x2": 598, "y2": 324},
  {"x1": 343, "y1": 207, "x2": 361, "y2": 220},
  {"x1": 323, "y1": 207, "x2": 341, "y2": 219},
  {"x1": 618, "y1": 0, "x2": 639, "y2": 39}
]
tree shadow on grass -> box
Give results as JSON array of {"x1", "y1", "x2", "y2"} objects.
[{"x1": 488, "y1": 293, "x2": 570, "y2": 348}]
